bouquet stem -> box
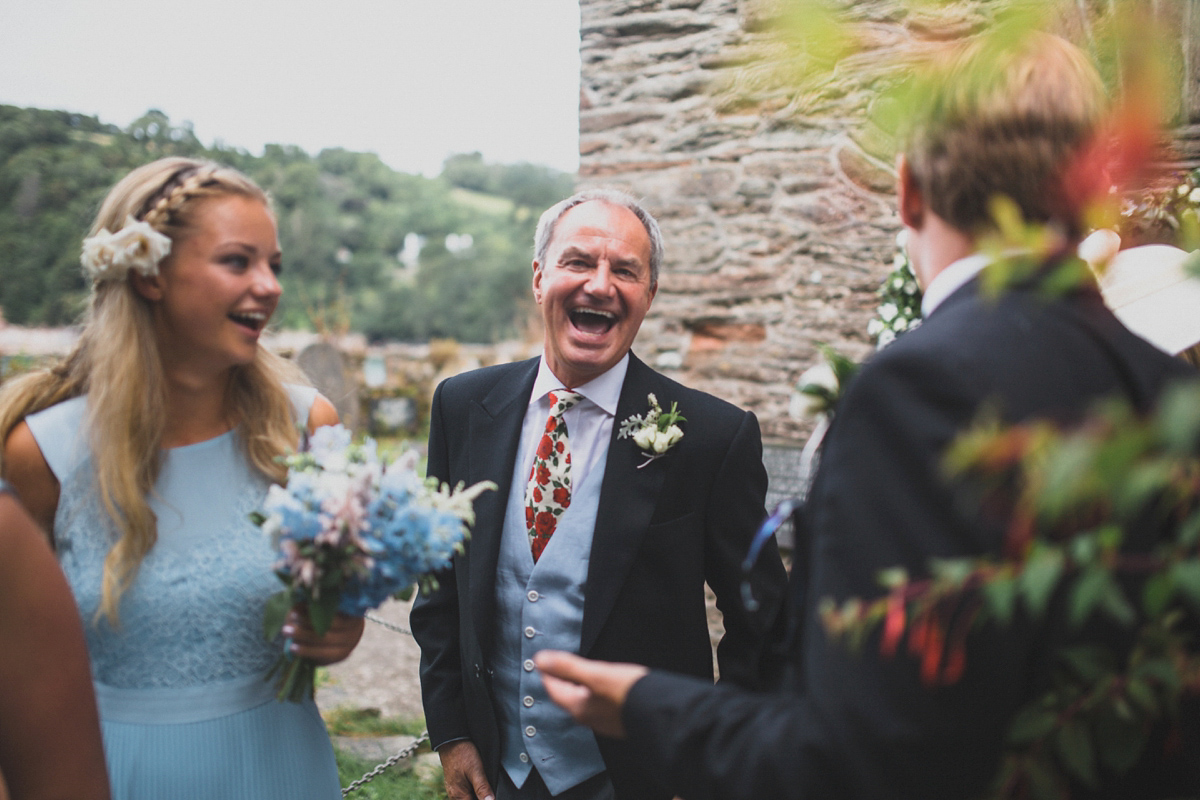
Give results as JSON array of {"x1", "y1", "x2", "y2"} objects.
[{"x1": 267, "y1": 653, "x2": 317, "y2": 702}]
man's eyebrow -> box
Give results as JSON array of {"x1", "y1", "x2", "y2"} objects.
[
  {"x1": 556, "y1": 245, "x2": 644, "y2": 270},
  {"x1": 557, "y1": 246, "x2": 594, "y2": 261}
]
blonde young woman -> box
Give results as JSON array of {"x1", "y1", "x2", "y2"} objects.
[{"x1": 0, "y1": 157, "x2": 362, "y2": 799}]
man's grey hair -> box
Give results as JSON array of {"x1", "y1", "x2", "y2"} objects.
[{"x1": 533, "y1": 188, "x2": 664, "y2": 285}]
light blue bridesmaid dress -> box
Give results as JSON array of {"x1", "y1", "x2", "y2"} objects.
[{"x1": 26, "y1": 387, "x2": 342, "y2": 799}]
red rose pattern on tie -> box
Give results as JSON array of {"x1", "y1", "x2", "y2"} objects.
[{"x1": 525, "y1": 389, "x2": 583, "y2": 562}]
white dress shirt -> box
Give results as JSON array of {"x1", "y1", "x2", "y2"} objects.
[
  {"x1": 514, "y1": 354, "x2": 630, "y2": 497},
  {"x1": 920, "y1": 253, "x2": 991, "y2": 317}
]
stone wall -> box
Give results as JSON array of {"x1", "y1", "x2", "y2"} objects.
[
  {"x1": 577, "y1": 0, "x2": 1200, "y2": 446},
  {"x1": 577, "y1": 0, "x2": 948, "y2": 443}
]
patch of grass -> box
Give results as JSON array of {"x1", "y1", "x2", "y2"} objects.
[
  {"x1": 336, "y1": 747, "x2": 446, "y2": 800},
  {"x1": 324, "y1": 707, "x2": 426, "y2": 738}
]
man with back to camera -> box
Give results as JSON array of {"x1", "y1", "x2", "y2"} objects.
[
  {"x1": 535, "y1": 33, "x2": 1200, "y2": 800},
  {"x1": 410, "y1": 188, "x2": 790, "y2": 800}
]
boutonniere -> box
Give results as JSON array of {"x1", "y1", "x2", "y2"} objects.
[{"x1": 618, "y1": 393, "x2": 685, "y2": 468}]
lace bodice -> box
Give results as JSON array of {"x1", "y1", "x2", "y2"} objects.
[{"x1": 29, "y1": 394, "x2": 312, "y2": 689}]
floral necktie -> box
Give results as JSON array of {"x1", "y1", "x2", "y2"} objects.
[{"x1": 525, "y1": 389, "x2": 583, "y2": 562}]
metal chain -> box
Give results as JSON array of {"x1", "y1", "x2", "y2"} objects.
[
  {"x1": 363, "y1": 611, "x2": 412, "y2": 637},
  {"x1": 341, "y1": 730, "x2": 430, "y2": 796},
  {"x1": 338, "y1": 610, "x2": 422, "y2": 795}
]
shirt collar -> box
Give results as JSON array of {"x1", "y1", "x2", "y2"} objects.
[
  {"x1": 531, "y1": 353, "x2": 630, "y2": 418},
  {"x1": 920, "y1": 253, "x2": 991, "y2": 317}
]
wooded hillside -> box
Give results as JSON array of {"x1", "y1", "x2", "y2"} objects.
[{"x1": 0, "y1": 105, "x2": 574, "y2": 342}]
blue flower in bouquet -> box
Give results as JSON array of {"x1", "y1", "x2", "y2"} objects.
[{"x1": 254, "y1": 424, "x2": 494, "y2": 701}]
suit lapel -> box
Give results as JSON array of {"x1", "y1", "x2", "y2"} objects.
[
  {"x1": 468, "y1": 359, "x2": 538, "y2": 656},
  {"x1": 580, "y1": 354, "x2": 668, "y2": 654}
]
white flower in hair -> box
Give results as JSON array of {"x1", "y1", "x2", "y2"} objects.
[{"x1": 80, "y1": 216, "x2": 172, "y2": 282}]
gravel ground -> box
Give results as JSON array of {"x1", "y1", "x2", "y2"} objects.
[{"x1": 317, "y1": 596, "x2": 426, "y2": 722}]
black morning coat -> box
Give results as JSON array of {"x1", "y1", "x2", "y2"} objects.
[
  {"x1": 411, "y1": 352, "x2": 791, "y2": 800},
  {"x1": 622, "y1": 273, "x2": 1200, "y2": 800}
]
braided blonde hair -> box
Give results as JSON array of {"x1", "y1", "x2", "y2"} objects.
[{"x1": 0, "y1": 156, "x2": 307, "y2": 623}]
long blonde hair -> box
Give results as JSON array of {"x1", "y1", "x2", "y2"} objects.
[{"x1": 0, "y1": 157, "x2": 306, "y2": 623}]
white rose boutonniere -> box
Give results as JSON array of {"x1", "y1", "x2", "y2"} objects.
[{"x1": 618, "y1": 393, "x2": 686, "y2": 468}]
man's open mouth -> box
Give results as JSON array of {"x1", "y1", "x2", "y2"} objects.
[{"x1": 569, "y1": 308, "x2": 617, "y2": 335}]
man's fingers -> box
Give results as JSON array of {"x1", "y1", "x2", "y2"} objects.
[
  {"x1": 535, "y1": 650, "x2": 649, "y2": 739},
  {"x1": 541, "y1": 669, "x2": 593, "y2": 715},
  {"x1": 534, "y1": 649, "x2": 590, "y2": 683},
  {"x1": 469, "y1": 770, "x2": 494, "y2": 800}
]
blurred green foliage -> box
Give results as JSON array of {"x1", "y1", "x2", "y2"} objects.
[{"x1": 0, "y1": 105, "x2": 574, "y2": 342}]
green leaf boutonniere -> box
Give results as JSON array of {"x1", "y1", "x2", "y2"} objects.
[{"x1": 618, "y1": 393, "x2": 685, "y2": 468}]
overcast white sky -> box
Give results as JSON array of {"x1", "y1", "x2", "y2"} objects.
[{"x1": 0, "y1": 0, "x2": 582, "y2": 176}]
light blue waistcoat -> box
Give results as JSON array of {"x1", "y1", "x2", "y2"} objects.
[{"x1": 492, "y1": 439, "x2": 609, "y2": 795}]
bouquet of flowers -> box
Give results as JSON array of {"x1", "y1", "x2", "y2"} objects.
[{"x1": 254, "y1": 424, "x2": 495, "y2": 701}]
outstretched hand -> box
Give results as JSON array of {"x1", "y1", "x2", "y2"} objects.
[{"x1": 534, "y1": 650, "x2": 648, "y2": 739}]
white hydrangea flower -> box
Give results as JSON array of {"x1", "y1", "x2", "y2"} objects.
[
  {"x1": 877, "y1": 328, "x2": 896, "y2": 348},
  {"x1": 879, "y1": 303, "x2": 898, "y2": 322},
  {"x1": 1190, "y1": 187, "x2": 1200, "y2": 204}
]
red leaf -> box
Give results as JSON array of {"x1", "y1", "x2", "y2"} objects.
[{"x1": 881, "y1": 594, "x2": 906, "y2": 658}]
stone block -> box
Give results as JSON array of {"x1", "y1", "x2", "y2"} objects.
[
  {"x1": 622, "y1": 71, "x2": 712, "y2": 102},
  {"x1": 583, "y1": 10, "x2": 715, "y2": 39},
  {"x1": 675, "y1": 166, "x2": 737, "y2": 197},
  {"x1": 580, "y1": 104, "x2": 667, "y2": 133}
]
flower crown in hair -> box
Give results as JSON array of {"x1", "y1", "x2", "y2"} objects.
[{"x1": 80, "y1": 217, "x2": 172, "y2": 283}]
